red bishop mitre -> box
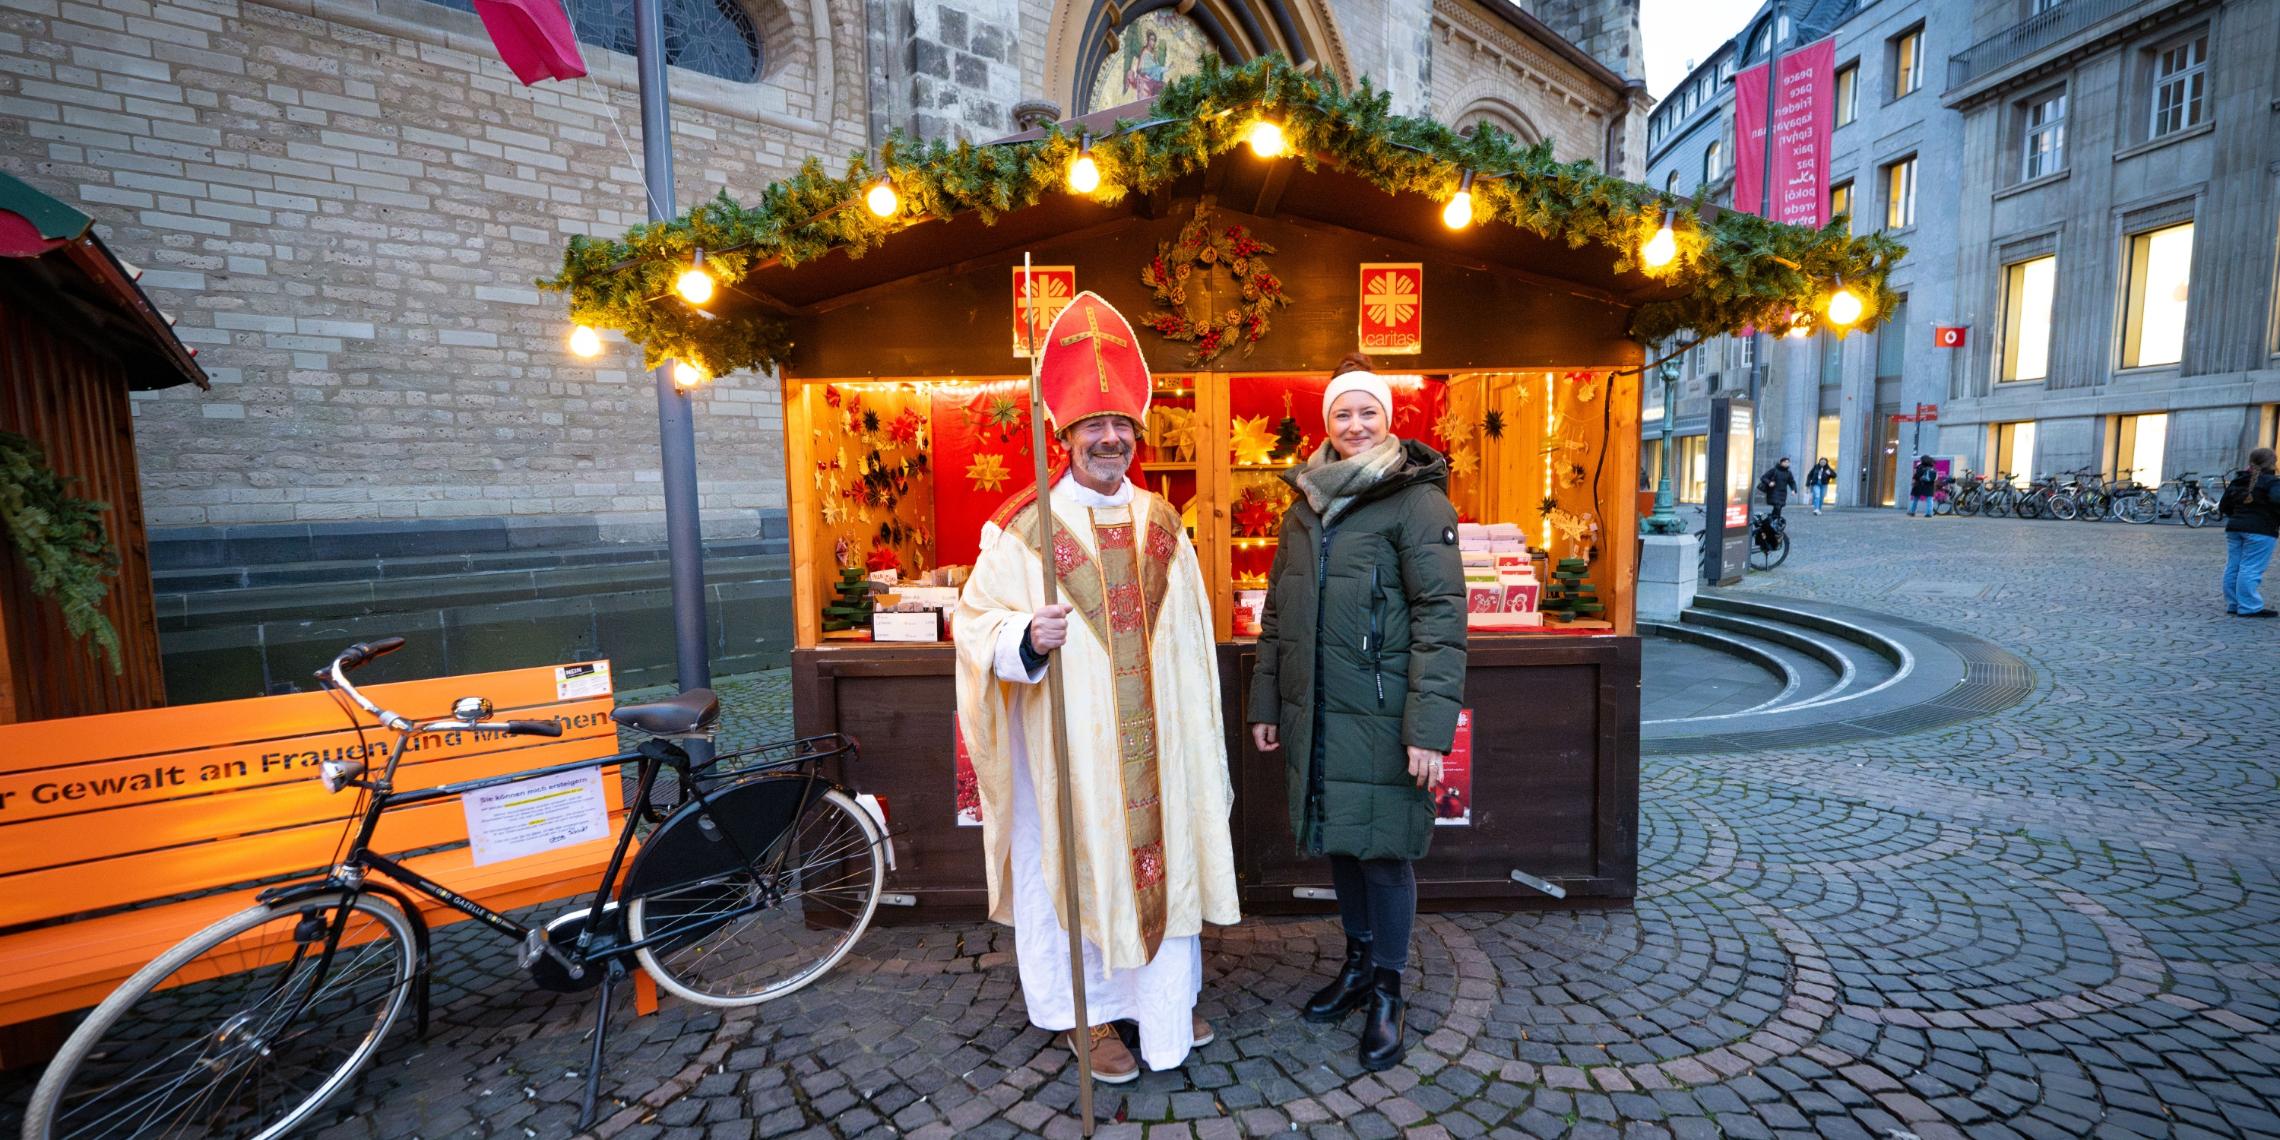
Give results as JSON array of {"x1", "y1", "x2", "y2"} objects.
[{"x1": 1037, "y1": 291, "x2": 1151, "y2": 431}]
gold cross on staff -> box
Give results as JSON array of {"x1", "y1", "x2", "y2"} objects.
[{"x1": 1058, "y1": 304, "x2": 1128, "y2": 393}]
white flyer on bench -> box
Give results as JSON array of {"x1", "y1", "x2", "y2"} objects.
[
  {"x1": 463, "y1": 768, "x2": 611, "y2": 866},
  {"x1": 555, "y1": 661, "x2": 611, "y2": 701}
]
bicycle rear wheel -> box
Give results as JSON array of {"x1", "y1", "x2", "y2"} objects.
[
  {"x1": 2049, "y1": 494, "x2": 2079, "y2": 521},
  {"x1": 2183, "y1": 499, "x2": 2214, "y2": 528},
  {"x1": 1748, "y1": 532, "x2": 1789, "y2": 570},
  {"x1": 23, "y1": 893, "x2": 415, "y2": 1140},
  {"x1": 2016, "y1": 495, "x2": 2043, "y2": 520},
  {"x1": 625, "y1": 778, "x2": 883, "y2": 1008},
  {"x1": 2118, "y1": 493, "x2": 2157, "y2": 524}
]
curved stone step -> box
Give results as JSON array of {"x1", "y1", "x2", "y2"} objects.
[
  {"x1": 1637, "y1": 620, "x2": 1804, "y2": 718},
  {"x1": 1643, "y1": 592, "x2": 2038, "y2": 753},
  {"x1": 1677, "y1": 608, "x2": 1857, "y2": 708},
  {"x1": 1691, "y1": 594, "x2": 1910, "y2": 712}
]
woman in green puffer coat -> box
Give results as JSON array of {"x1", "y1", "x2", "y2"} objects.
[{"x1": 1246, "y1": 353, "x2": 1467, "y2": 1074}]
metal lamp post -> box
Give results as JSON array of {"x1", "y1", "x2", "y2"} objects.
[
  {"x1": 1642, "y1": 361, "x2": 1688, "y2": 535},
  {"x1": 633, "y1": 0, "x2": 713, "y2": 729}
]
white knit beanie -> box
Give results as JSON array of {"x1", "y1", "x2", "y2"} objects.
[{"x1": 1320, "y1": 370, "x2": 1394, "y2": 430}]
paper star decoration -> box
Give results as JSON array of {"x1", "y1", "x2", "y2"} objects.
[
  {"x1": 1230, "y1": 415, "x2": 1277, "y2": 465},
  {"x1": 966, "y1": 452, "x2": 1011, "y2": 493},
  {"x1": 1433, "y1": 408, "x2": 1471, "y2": 447},
  {"x1": 1450, "y1": 446, "x2": 1479, "y2": 478}
]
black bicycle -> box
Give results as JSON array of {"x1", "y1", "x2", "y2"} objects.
[
  {"x1": 24, "y1": 637, "x2": 886, "y2": 1140},
  {"x1": 1748, "y1": 511, "x2": 1789, "y2": 570}
]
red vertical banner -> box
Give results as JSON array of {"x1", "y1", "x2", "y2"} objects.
[
  {"x1": 1732, "y1": 37, "x2": 1834, "y2": 227},
  {"x1": 1733, "y1": 62, "x2": 1770, "y2": 217},
  {"x1": 1011, "y1": 266, "x2": 1076, "y2": 357}
]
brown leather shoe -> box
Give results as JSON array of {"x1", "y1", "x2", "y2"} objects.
[
  {"x1": 1066, "y1": 1023, "x2": 1140, "y2": 1084},
  {"x1": 1191, "y1": 1015, "x2": 1215, "y2": 1047}
]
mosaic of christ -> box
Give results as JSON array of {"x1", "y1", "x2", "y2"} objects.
[{"x1": 1085, "y1": 10, "x2": 1219, "y2": 113}]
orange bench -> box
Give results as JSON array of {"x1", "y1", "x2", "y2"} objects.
[{"x1": 0, "y1": 660, "x2": 633, "y2": 1067}]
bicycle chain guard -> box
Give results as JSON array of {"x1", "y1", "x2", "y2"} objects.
[{"x1": 525, "y1": 904, "x2": 622, "y2": 993}]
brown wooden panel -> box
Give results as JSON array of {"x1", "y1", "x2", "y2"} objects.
[{"x1": 795, "y1": 646, "x2": 988, "y2": 920}]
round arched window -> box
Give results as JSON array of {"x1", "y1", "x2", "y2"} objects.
[{"x1": 1084, "y1": 10, "x2": 1219, "y2": 113}]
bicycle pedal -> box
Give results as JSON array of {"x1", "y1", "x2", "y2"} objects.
[{"x1": 517, "y1": 928, "x2": 548, "y2": 970}]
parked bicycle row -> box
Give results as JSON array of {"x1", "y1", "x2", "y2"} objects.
[{"x1": 1913, "y1": 465, "x2": 2224, "y2": 527}]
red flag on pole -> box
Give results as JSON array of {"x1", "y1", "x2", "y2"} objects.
[{"x1": 472, "y1": 0, "x2": 588, "y2": 85}]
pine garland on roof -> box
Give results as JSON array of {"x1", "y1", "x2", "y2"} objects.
[{"x1": 543, "y1": 55, "x2": 1903, "y2": 377}]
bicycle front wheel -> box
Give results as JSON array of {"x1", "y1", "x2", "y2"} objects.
[
  {"x1": 2183, "y1": 500, "x2": 2213, "y2": 528},
  {"x1": 24, "y1": 893, "x2": 415, "y2": 1140},
  {"x1": 2016, "y1": 495, "x2": 2043, "y2": 520},
  {"x1": 1748, "y1": 532, "x2": 1789, "y2": 570},
  {"x1": 2049, "y1": 494, "x2": 2079, "y2": 521},
  {"x1": 626, "y1": 779, "x2": 884, "y2": 1008},
  {"x1": 2119, "y1": 494, "x2": 2157, "y2": 524}
]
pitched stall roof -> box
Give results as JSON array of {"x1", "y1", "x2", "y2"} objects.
[{"x1": 0, "y1": 172, "x2": 210, "y2": 392}]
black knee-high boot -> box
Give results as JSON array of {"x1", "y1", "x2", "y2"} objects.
[
  {"x1": 1358, "y1": 967, "x2": 1407, "y2": 1071},
  {"x1": 1302, "y1": 937, "x2": 1374, "y2": 1022}
]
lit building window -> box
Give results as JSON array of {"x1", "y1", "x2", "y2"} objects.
[
  {"x1": 2122, "y1": 221, "x2": 2193, "y2": 368},
  {"x1": 2022, "y1": 92, "x2": 2066, "y2": 180},
  {"x1": 1990, "y1": 421, "x2": 2038, "y2": 479},
  {"x1": 1704, "y1": 139, "x2": 1725, "y2": 183},
  {"x1": 2115, "y1": 413, "x2": 2169, "y2": 484},
  {"x1": 1885, "y1": 156, "x2": 1916, "y2": 229},
  {"x1": 2150, "y1": 34, "x2": 2208, "y2": 139},
  {"x1": 1830, "y1": 182, "x2": 1853, "y2": 235},
  {"x1": 2000, "y1": 256, "x2": 2056, "y2": 382},
  {"x1": 1835, "y1": 64, "x2": 1858, "y2": 126},
  {"x1": 423, "y1": 0, "x2": 763, "y2": 82},
  {"x1": 1892, "y1": 28, "x2": 1922, "y2": 98}
]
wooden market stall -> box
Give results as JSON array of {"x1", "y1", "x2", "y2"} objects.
[
  {"x1": 0, "y1": 173, "x2": 208, "y2": 724},
  {"x1": 549, "y1": 60, "x2": 1899, "y2": 920}
]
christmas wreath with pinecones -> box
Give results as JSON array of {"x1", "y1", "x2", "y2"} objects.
[{"x1": 1139, "y1": 209, "x2": 1289, "y2": 365}]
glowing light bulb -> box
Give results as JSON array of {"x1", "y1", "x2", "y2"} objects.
[
  {"x1": 1826, "y1": 282, "x2": 1865, "y2": 327},
  {"x1": 1067, "y1": 152, "x2": 1101, "y2": 194},
  {"x1": 1246, "y1": 120, "x2": 1287, "y2": 158},
  {"x1": 568, "y1": 325, "x2": 603, "y2": 357},
  {"x1": 673, "y1": 359, "x2": 711, "y2": 390},
  {"x1": 675, "y1": 267, "x2": 715, "y2": 307},
  {"x1": 1642, "y1": 213, "x2": 1678, "y2": 269},
  {"x1": 865, "y1": 179, "x2": 899, "y2": 218},
  {"x1": 1784, "y1": 310, "x2": 1813, "y2": 338}
]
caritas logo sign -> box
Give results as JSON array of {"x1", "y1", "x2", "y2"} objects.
[
  {"x1": 1933, "y1": 325, "x2": 1967, "y2": 348},
  {"x1": 1357, "y1": 263, "x2": 1423, "y2": 355}
]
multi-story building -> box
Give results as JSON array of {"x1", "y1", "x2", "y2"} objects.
[
  {"x1": 1645, "y1": 0, "x2": 2280, "y2": 511},
  {"x1": 1939, "y1": 0, "x2": 2280, "y2": 486}
]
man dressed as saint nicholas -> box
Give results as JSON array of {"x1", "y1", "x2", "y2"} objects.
[{"x1": 955, "y1": 290, "x2": 1241, "y2": 1082}]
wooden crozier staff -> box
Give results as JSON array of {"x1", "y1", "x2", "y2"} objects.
[{"x1": 1021, "y1": 254, "x2": 1095, "y2": 1134}]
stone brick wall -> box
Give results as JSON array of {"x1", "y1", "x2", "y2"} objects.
[
  {"x1": 0, "y1": 0, "x2": 862, "y2": 539},
  {"x1": 1428, "y1": 0, "x2": 1626, "y2": 167}
]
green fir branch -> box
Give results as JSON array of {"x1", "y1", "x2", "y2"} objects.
[
  {"x1": 543, "y1": 55, "x2": 1904, "y2": 375},
  {"x1": 0, "y1": 431, "x2": 123, "y2": 673}
]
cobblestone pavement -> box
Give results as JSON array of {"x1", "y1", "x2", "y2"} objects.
[{"x1": 6, "y1": 509, "x2": 2279, "y2": 1139}]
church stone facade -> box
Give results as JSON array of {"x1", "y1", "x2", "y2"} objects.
[{"x1": 1, "y1": 0, "x2": 1642, "y2": 544}]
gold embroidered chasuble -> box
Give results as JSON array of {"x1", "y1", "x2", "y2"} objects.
[{"x1": 954, "y1": 479, "x2": 1241, "y2": 971}]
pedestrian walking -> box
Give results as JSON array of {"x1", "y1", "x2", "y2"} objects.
[
  {"x1": 1907, "y1": 456, "x2": 1938, "y2": 517},
  {"x1": 1247, "y1": 352, "x2": 1467, "y2": 1074},
  {"x1": 2220, "y1": 447, "x2": 2280, "y2": 618},
  {"x1": 955, "y1": 292, "x2": 1240, "y2": 1083},
  {"x1": 1757, "y1": 458, "x2": 1798, "y2": 523},
  {"x1": 1806, "y1": 457, "x2": 1835, "y2": 515}
]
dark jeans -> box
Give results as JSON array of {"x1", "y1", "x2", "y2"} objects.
[{"x1": 1327, "y1": 855, "x2": 1416, "y2": 972}]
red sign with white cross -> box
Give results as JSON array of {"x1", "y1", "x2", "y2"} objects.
[
  {"x1": 1011, "y1": 266, "x2": 1075, "y2": 357},
  {"x1": 1357, "y1": 263, "x2": 1423, "y2": 355}
]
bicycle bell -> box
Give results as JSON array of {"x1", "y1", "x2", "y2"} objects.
[{"x1": 453, "y1": 695, "x2": 495, "y2": 723}]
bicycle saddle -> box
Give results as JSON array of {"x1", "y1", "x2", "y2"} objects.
[{"x1": 612, "y1": 689, "x2": 720, "y2": 736}]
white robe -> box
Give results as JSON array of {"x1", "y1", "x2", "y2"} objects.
[{"x1": 956, "y1": 474, "x2": 1240, "y2": 1070}]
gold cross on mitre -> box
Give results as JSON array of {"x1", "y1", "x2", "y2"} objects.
[{"x1": 1058, "y1": 302, "x2": 1128, "y2": 393}]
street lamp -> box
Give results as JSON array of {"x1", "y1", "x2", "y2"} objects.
[{"x1": 1642, "y1": 360, "x2": 1689, "y2": 535}]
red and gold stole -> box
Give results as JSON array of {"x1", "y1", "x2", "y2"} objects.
[{"x1": 1004, "y1": 495, "x2": 1186, "y2": 961}]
